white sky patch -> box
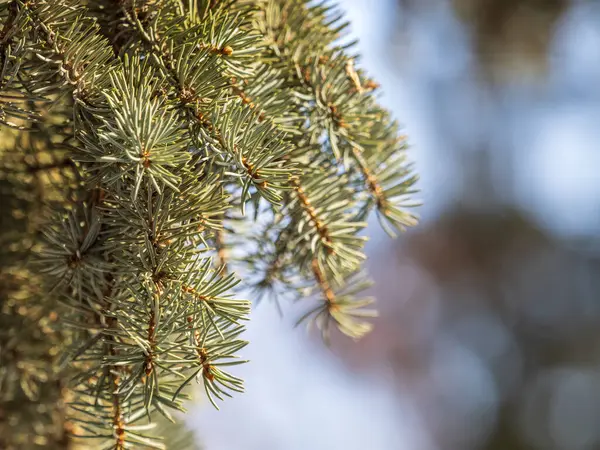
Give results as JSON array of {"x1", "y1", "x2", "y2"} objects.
[
  {"x1": 517, "y1": 105, "x2": 600, "y2": 236},
  {"x1": 189, "y1": 304, "x2": 433, "y2": 450}
]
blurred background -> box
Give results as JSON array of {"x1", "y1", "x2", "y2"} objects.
[{"x1": 190, "y1": 1, "x2": 600, "y2": 449}]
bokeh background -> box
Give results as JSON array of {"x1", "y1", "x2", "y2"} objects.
[{"x1": 190, "y1": 1, "x2": 600, "y2": 449}]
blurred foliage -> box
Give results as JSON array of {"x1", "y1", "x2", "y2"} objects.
[
  {"x1": 451, "y1": 0, "x2": 570, "y2": 82},
  {"x1": 406, "y1": 205, "x2": 600, "y2": 450},
  {"x1": 397, "y1": 0, "x2": 571, "y2": 83},
  {"x1": 360, "y1": 2, "x2": 599, "y2": 449},
  {"x1": 408, "y1": 206, "x2": 549, "y2": 284},
  {"x1": 0, "y1": 121, "x2": 78, "y2": 448}
]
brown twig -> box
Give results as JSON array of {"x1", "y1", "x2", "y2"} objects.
[
  {"x1": 311, "y1": 259, "x2": 338, "y2": 311},
  {"x1": 290, "y1": 176, "x2": 334, "y2": 253}
]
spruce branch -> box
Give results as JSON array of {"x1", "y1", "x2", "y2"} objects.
[
  {"x1": 1, "y1": 1, "x2": 420, "y2": 447},
  {"x1": 256, "y1": 1, "x2": 418, "y2": 233},
  {"x1": 98, "y1": 1, "x2": 295, "y2": 207}
]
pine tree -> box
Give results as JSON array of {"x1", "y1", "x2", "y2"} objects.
[{"x1": 0, "y1": 1, "x2": 419, "y2": 448}]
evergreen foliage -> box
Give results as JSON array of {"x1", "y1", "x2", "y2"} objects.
[{"x1": 0, "y1": 0, "x2": 418, "y2": 448}]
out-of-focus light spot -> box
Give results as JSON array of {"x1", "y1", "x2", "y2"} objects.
[
  {"x1": 549, "y1": 369, "x2": 600, "y2": 450},
  {"x1": 551, "y1": 2, "x2": 600, "y2": 88},
  {"x1": 520, "y1": 368, "x2": 600, "y2": 450},
  {"x1": 426, "y1": 337, "x2": 498, "y2": 449},
  {"x1": 518, "y1": 106, "x2": 600, "y2": 236},
  {"x1": 450, "y1": 313, "x2": 522, "y2": 399}
]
